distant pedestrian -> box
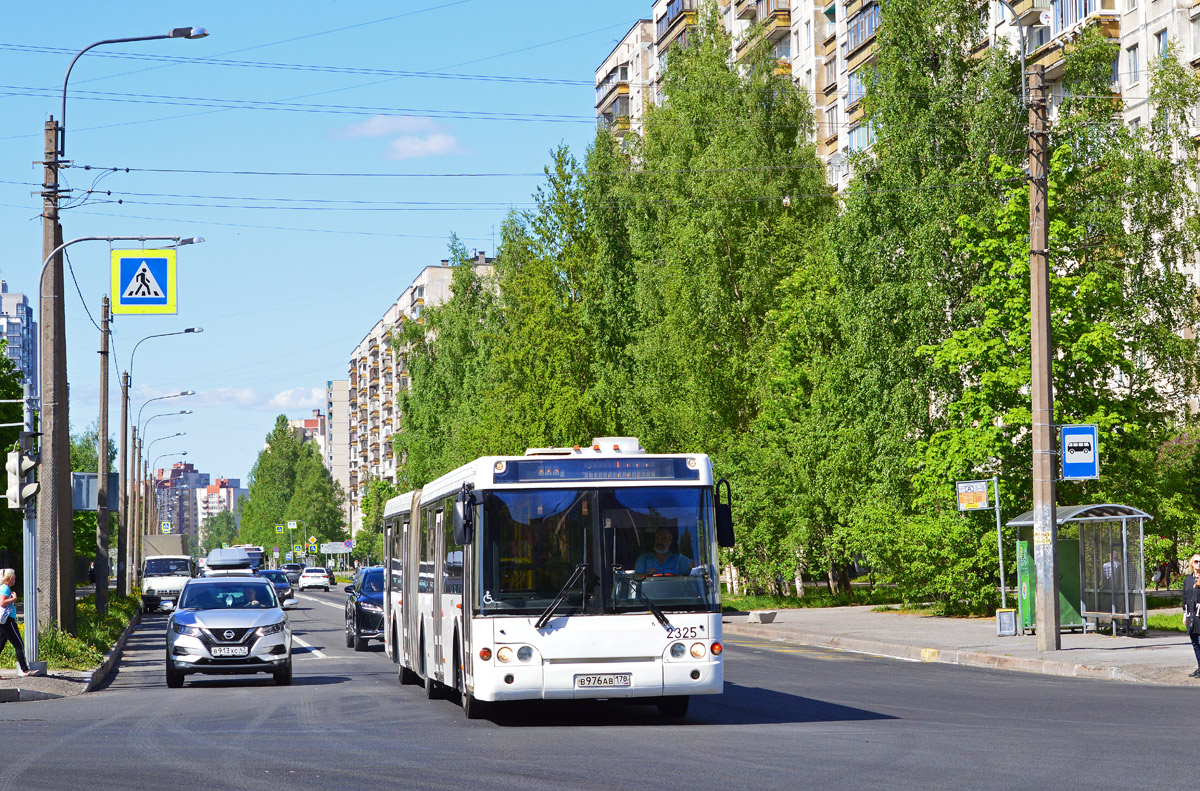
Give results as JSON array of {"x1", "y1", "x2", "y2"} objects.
[
  {"x1": 1183, "y1": 555, "x2": 1200, "y2": 678},
  {"x1": 0, "y1": 568, "x2": 38, "y2": 677},
  {"x1": 87, "y1": 562, "x2": 95, "y2": 585}
]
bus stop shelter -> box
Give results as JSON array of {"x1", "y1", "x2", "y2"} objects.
[{"x1": 1007, "y1": 504, "x2": 1152, "y2": 636}]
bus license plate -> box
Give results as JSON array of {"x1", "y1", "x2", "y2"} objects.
[
  {"x1": 212, "y1": 646, "x2": 248, "y2": 658},
  {"x1": 575, "y1": 673, "x2": 631, "y2": 688}
]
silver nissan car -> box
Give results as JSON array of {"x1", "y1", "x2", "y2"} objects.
[{"x1": 163, "y1": 576, "x2": 297, "y2": 687}]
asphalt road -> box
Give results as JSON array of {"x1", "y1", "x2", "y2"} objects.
[{"x1": 0, "y1": 590, "x2": 1193, "y2": 790}]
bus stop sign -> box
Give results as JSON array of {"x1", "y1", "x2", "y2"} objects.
[{"x1": 1060, "y1": 424, "x2": 1099, "y2": 480}]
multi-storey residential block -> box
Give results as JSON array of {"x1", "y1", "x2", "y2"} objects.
[
  {"x1": 324, "y1": 380, "x2": 351, "y2": 521},
  {"x1": 0, "y1": 281, "x2": 37, "y2": 396},
  {"x1": 155, "y1": 462, "x2": 211, "y2": 540},
  {"x1": 596, "y1": 20, "x2": 655, "y2": 136},
  {"x1": 196, "y1": 477, "x2": 247, "y2": 541},
  {"x1": 346, "y1": 252, "x2": 495, "y2": 535},
  {"x1": 289, "y1": 410, "x2": 327, "y2": 459}
]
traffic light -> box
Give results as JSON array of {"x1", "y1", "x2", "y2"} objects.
[{"x1": 5, "y1": 446, "x2": 38, "y2": 509}]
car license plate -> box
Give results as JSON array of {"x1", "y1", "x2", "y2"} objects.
[
  {"x1": 575, "y1": 673, "x2": 631, "y2": 688},
  {"x1": 211, "y1": 646, "x2": 248, "y2": 658}
]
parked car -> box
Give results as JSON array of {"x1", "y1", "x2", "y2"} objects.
[
  {"x1": 281, "y1": 563, "x2": 304, "y2": 585},
  {"x1": 163, "y1": 576, "x2": 297, "y2": 688},
  {"x1": 257, "y1": 569, "x2": 295, "y2": 603},
  {"x1": 345, "y1": 566, "x2": 385, "y2": 651},
  {"x1": 298, "y1": 567, "x2": 332, "y2": 592}
]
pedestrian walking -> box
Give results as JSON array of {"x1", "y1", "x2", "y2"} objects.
[
  {"x1": 1183, "y1": 555, "x2": 1200, "y2": 678},
  {"x1": 0, "y1": 568, "x2": 38, "y2": 677}
]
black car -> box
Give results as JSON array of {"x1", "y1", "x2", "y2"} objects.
[
  {"x1": 345, "y1": 566, "x2": 385, "y2": 652},
  {"x1": 281, "y1": 563, "x2": 304, "y2": 585},
  {"x1": 257, "y1": 569, "x2": 296, "y2": 603}
]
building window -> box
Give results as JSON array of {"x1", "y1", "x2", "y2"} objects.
[
  {"x1": 847, "y1": 122, "x2": 875, "y2": 151},
  {"x1": 846, "y1": 3, "x2": 880, "y2": 50},
  {"x1": 1155, "y1": 28, "x2": 1168, "y2": 57},
  {"x1": 805, "y1": 20, "x2": 812, "y2": 47},
  {"x1": 1127, "y1": 0, "x2": 1135, "y2": 11},
  {"x1": 1128, "y1": 44, "x2": 1139, "y2": 83}
]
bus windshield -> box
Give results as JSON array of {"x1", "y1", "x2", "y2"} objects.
[{"x1": 478, "y1": 487, "x2": 717, "y2": 617}]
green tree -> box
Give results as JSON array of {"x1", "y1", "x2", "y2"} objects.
[
  {"x1": 68, "y1": 421, "x2": 119, "y2": 570},
  {"x1": 237, "y1": 416, "x2": 305, "y2": 548},
  {"x1": 199, "y1": 511, "x2": 238, "y2": 554}
]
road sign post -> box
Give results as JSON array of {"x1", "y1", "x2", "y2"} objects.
[{"x1": 957, "y1": 477, "x2": 1008, "y2": 611}]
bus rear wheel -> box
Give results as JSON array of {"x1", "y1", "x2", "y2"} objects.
[{"x1": 658, "y1": 695, "x2": 689, "y2": 719}]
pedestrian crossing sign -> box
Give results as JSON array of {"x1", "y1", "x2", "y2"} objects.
[
  {"x1": 111, "y1": 249, "x2": 177, "y2": 314},
  {"x1": 275, "y1": 524, "x2": 284, "y2": 533},
  {"x1": 160, "y1": 521, "x2": 172, "y2": 534}
]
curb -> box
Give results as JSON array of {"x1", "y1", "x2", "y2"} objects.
[
  {"x1": 85, "y1": 607, "x2": 143, "y2": 693},
  {"x1": 723, "y1": 622, "x2": 1143, "y2": 684}
]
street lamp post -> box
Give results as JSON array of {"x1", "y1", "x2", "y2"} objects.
[
  {"x1": 40, "y1": 25, "x2": 208, "y2": 637},
  {"x1": 122, "y1": 369, "x2": 198, "y2": 594},
  {"x1": 135, "y1": 412, "x2": 191, "y2": 568},
  {"x1": 34, "y1": 236, "x2": 199, "y2": 636},
  {"x1": 149, "y1": 450, "x2": 186, "y2": 535}
]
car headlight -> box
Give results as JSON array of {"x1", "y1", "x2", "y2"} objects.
[
  {"x1": 171, "y1": 622, "x2": 202, "y2": 637},
  {"x1": 144, "y1": 587, "x2": 156, "y2": 596},
  {"x1": 255, "y1": 621, "x2": 287, "y2": 638},
  {"x1": 359, "y1": 601, "x2": 382, "y2": 613}
]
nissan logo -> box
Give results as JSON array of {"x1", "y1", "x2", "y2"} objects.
[{"x1": 223, "y1": 630, "x2": 235, "y2": 640}]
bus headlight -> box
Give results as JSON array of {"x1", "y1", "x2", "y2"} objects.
[
  {"x1": 516, "y1": 646, "x2": 533, "y2": 662},
  {"x1": 690, "y1": 642, "x2": 707, "y2": 659},
  {"x1": 496, "y1": 646, "x2": 513, "y2": 663},
  {"x1": 670, "y1": 642, "x2": 686, "y2": 659}
]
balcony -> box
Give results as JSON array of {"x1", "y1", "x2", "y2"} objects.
[
  {"x1": 1011, "y1": 0, "x2": 1051, "y2": 24},
  {"x1": 757, "y1": 0, "x2": 790, "y2": 41},
  {"x1": 656, "y1": 0, "x2": 697, "y2": 46},
  {"x1": 596, "y1": 64, "x2": 630, "y2": 108},
  {"x1": 1030, "y1": 10, "x2": 1117, "y2": 77},
  {"x1": 734, "y1": 0, "x2": 756, "y2": 19}
]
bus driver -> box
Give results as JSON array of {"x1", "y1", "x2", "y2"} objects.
[{"x1": 635, "y1": 528, "x2": 692, "y2": 577}]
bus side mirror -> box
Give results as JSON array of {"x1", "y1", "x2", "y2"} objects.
[
  {"x1": 715, "y1": 478, "x2": 734, "y2": 548},
  {"x1": 453, "y1": 484, "x2": 475, "y2": 546}
]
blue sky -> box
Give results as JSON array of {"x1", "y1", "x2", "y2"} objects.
[{"x1": 0, "y1": 1, "x2": 647, "y2": 484}]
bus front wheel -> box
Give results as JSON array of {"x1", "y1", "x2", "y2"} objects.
[{"x1": 658, "y1": 695, "x2": 689, "y2": 719}]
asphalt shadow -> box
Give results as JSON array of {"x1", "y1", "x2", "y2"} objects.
[{"x1": 483, "y1": 681, "x2": 895, "y2": 728}]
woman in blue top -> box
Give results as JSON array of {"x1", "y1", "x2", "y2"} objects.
[{"x1": 0, "y1": 568, "x2": 37, "y2": 676}]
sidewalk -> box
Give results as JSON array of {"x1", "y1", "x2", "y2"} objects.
[{"x1": 722, "y1": 605, "x2": 1199, "y2": 686}]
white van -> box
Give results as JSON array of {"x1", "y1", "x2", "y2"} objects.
[{"x1": 141, "y1": 555, "x2": 197, "y2": 611}]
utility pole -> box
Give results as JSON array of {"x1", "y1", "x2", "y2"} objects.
[
  {"x1": 117, "y1": 372, "x2": 129, "y2": 596},
  {"x1": 38, "y1": 117, "x2": 75, "y2": 635},
  {"x1": 1028, "y1": 65, "x2": 1060, "y2": 651},
  {"x1": 95, "y1": 297, "x2": 110, "y2": 614}
]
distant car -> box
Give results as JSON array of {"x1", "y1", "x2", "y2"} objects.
[
  {"x1": 281, "y1": 563, "x2": 304, "y2": 585},
  {"x1": 298, "y1": 567, "x2": 332, "y2": 592},
  {"x1": 345, "y1": 566, "x2": 385, "y2": 651},
  {"x1": 257, "y1": 569, "x2": 295, "y2": 603},
  {"x1": 163, "y1": 576, "x2": 297, "y2": 688}
]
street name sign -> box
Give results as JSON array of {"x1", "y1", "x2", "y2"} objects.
[
  {"x1": 1060, "y1": 424, "x2": 1099, "y2": 480},
  {"x1": 955, "y1": 480, "x2": 990, "y2": 511},
  {"x1": 111, "y1": 249, "x2": 177, "y2": 314}
]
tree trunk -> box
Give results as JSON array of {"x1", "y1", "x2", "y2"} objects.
[{"x1": 794, "y1": 566, "x2": 805, "y2": 598}]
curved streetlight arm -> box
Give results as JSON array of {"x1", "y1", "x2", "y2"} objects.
[
  {"x1": 60, "y1": 28, "x2": 208, "y2": 156},
  {"x1": 150, "y1": 451, "x2": 186, "y2": 470},
  {"x1": 996, "y1": 0, "x2": 1028, "y2": 107},
  {"x1": 128, "y1": 328, "x2": 203, "y2": 384},
  {"x1": 140, "y1": 410, "x2": 192, "y2": 437},
  {"x1": 134, "y1": 391, "x2": 195, "y2": 429}
]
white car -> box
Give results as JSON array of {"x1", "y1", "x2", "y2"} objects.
[{"x1": 298, "y1": 567, "x2": 332, "y2": 591}]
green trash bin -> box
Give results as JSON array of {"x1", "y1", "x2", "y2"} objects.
[{"x1": 1016, "y1": 539, "x2": 1083, "y2": 632}]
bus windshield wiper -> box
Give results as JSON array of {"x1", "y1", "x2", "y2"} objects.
[
  {"x1": 535, "y1": 564, "x2": 588, "y2": 629},
  {"x1": 613, "y1": 565, "x2": 671, "y2": 629}
]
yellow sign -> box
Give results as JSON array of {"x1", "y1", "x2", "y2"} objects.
[{"x1": 111, "y1": 249, "x2": 177, "y2": 314}]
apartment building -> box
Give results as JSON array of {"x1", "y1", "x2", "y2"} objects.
[
  {"x1": 596, "y1": 20, "x2": 655, "y2": 136},
  {"x1": 196, "y1": 477, "x2": 247, "y2": 541},
  {"x1": 345, "y1": 251, "x2": 496, "y2": 535},
  {"x1": 288, "y1": 409, "x2": 327, "y2": 458},
  {"x1": 155, "y1": 462, "x2": 211, "y2": 540},
  {"x1": 0, "y1": 281, "x2": 37, "y2": 396},
  {"x1": 324, "y1": 379, "x2": 351, "y2": 522}
]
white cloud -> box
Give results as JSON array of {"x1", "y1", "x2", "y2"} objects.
[
  {"x1": 268, "y1": 387, "x2": 324, "y2": 410},
  {"x1": 333, "y1": 115, "x2": 441, "y2": 139},
  {"x1": 386, "y1": 132, "x2": 464, "y2": 160}
]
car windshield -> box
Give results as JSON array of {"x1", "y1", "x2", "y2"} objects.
[
  {"x1": 144, "y1": 558, "x2": 192, "y2": 577},
  {"x1": 360, "y1": 570, "x2": 383, "y2": 593},
  {"x1": 303, "y1": 568, "x2": 325, "y2": 575},
  {"x1": 179, "y1": 582, "x2": 277, "y2": 610},
  {"x1": 477, "y1": 487, "x2": 717, "y2": 616},
  {"x1": 259, "y1": 570, "x2": 287, "y2": 583}
]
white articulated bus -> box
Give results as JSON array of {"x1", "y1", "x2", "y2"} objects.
[{"x1": 382, "y1": 437, "x2": 734, "y2": 719}]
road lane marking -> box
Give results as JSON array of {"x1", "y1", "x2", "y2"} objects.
[
  {"x1": 292, "y1": 635, "x2": 327, "y2": 659},
  {"x1": 297, "y1": 594, "x2": 343, "y2": 611}
]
